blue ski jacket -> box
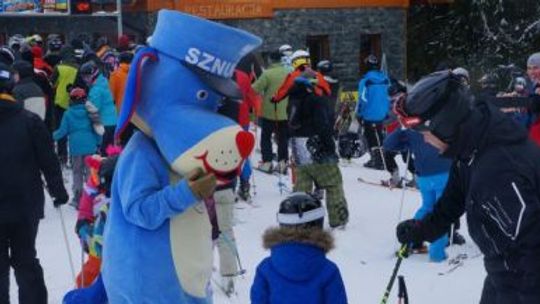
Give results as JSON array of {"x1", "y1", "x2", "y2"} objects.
[
  {"x1": 383, "y1": 129, "x2": 451, "y2": 177},
  {"x1": 356, "y1": 70, "x2": 390, "y2": 122},
  {"x1": 251, "y1": 228, "x2": 347, "y2": 304}
]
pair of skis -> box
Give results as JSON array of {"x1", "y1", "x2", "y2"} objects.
[
  {"x1": 438, "y1": 252, "x2": 482, "y2": 276},
  {"x1": 357, "y1": 177, "x2": 418, "y2": 192}
]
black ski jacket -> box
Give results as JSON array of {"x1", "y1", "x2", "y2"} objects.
[
  {"x1": 0, "y1": 95, "x2": 67, "y2": 223},
  {"x1": 287, "y1": 81, "x2": 337, "y2": 163},
  {"x1": 419, "y1": 101, "x2": 540, "y2": 274}
]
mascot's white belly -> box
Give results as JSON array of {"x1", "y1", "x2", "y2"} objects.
[
  {"x1": 170, "y1": 203, "x2": 212, "y2": 297},
  {"x1": 169, "y1": 125, "x2": 252, "y2": 296}
]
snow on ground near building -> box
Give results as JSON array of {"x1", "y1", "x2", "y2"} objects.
[{"x1": 11, "y1": 155, "x2": 485, "y2": 303}]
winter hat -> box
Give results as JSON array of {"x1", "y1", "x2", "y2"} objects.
[
  {"x1": 527, "y1": 52, "x2": 540, "y2": 67},
  {"x1": 118, "y1": 34, "x2": 131, "y2": 50},
  {"x1": 69, "y1": 86, "x2": 87, "y2": 104}
]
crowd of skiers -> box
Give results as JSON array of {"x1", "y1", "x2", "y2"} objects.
[{"x1": 1, "y1": 27, "x2": 540, "y2": 304}]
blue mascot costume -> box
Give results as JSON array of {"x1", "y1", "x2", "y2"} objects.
[{"x1": 63, "y1": 9, "x2": 261, "y2": 304}]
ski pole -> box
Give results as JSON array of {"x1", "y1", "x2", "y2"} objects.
[
  {"x1": 398, "y1": 275, "x2": 409, "y2": 304},
  {"x1": 397, "y1": 151, "x2": 411, "y2": 225},
  {"x1": 220, "y1": 233, "x2": 247, "y2": 276},
  {"x1": 449, "y1": 223, "x2": 455, "y2": 247},
  {"x1": 380, "y1": 244, "x2": 408, "y2": 304},
  {"x1": 80, "y1": 240, "x2": 85, "y2": 287},
  {"x1": 58, "y1": 207, "x2": 76, "y2": 284},
  {"x1": 373, "y1": 124, "x2": 389, "y2": 172},
  {"x1": 251, "y1": 122, "x2": 258, "y2": 197}
]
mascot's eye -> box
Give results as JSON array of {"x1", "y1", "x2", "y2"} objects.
[{"x1": 196, "y1": 90, "x2": 208, "y2": 101}]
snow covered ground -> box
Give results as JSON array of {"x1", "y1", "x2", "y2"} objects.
[{"x1": 10, "y1": 155, "x2": 485, "y2": 303}]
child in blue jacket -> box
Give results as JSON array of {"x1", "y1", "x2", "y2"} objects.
[
  {"x1": 383, "y1": 128, "x2": 452, "y2": 262},
  {"x1": 251, "y1": 192, "x2": 348, "y2": 304},
  {"x1": 54, "y1": 86, "x2": 100, "y2": 207}
]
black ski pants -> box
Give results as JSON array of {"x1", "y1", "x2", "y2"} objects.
[
  {"x1": 0, "y1": 219, "x2": 47, "y2": 304},
  {"x1": 260, "y1": 118, "x2": 288, "y2": 163},
  {"x1": 480, "y1": 272, "x2": 540, "y2": 304},
  {"x1": 54, "y1": 106, "x2": 67, "y2": 161}
]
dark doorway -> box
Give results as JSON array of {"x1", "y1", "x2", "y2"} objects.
[
  {"x1": 306, "y1": 35, "x2": 330, "y2": 68},
  {"x1": 359, "y1": 33, "x2": 382, "y2": 76}
]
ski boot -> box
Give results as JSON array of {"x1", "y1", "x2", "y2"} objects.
[
  {"x1": 70, "y1": 190, "x2": 81, "y2": 209},
  {"x1": 257, "y1": 161, "x2": 273, "y2": 173},
  {"x1": 237, "y1": 180, "x2": 251, "y2": 202},
  {"x1": 363, "y1": 151, "x2": 385, "y2": 170},
  {"x1": 451, "y1": 231, "x2": 466, "y2": 245},
  {"x1": 312, "y1": 188, "x2": 324, "y2": 200},
  {"x1": 277, "y1": 160, "x2": 288, "y2": 175},
  {"x1": 220, "y1": 276, "x2": 235, "y2": 297},
  {"x1": 405, "y1": 176, "x2": 417, "y2": 189},
  {"x1": 381, "y1": 169, "x2": 402, "y2": 188}
]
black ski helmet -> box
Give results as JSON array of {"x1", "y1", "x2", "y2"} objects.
[
  {"x1": 394, "y1": 70, "x2": 472, "y2": 144},
  {"x1": 47, "y1": 34, "x2": 63, "y2": 52},
  {"x1": 0, "y1": 47, "x2": 15, "y2": 65},
  {"x1": 317, "y1": 60, "x2": 333, "y2": 74},
  {"x1": 277, "y1": 192, "x2": 324, "y2": 229},
  {"x1": 365, "y1": 54, "x2": 379, "y2": 69},
  {"x1": 0, "y1": 63, "x2": 15, "y2": 93}
]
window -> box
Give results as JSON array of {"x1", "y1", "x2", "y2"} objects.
[
  {"x1": 306, "y1": 35, "x2": 330, "y2": 68},
  {"x1": 359, "y1": 33, "x2": 382, "y2": 76}
]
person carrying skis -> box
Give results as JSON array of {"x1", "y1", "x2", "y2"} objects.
[
  {"x1": 356, "y1": 54, "x2": 390, "y2": 170},
  {"x1": 250, "y1": 192, "x2": 347, "y2": 304},
  {"x1": 395, "y1": 70, "x2": 540, "y2": 303}
]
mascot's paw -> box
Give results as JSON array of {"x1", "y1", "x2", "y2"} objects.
[{"x1": 63, "y1": 275, "x2": 108, "y2": 304}]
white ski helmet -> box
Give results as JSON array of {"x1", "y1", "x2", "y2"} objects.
[
  {"x1": 278, "y1": 44, "x2": 293, "y2": 56},
  {"x1": 290, "y1": 50, "x2": 311, "y2": 69}
]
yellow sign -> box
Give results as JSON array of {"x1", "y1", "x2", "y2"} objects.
[{"x1": 178, "y1": 0, "x2": 272, "y2": 19}]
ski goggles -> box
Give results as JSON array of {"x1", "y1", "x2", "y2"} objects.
[{"x1": 393, "y1": 94, "x2": 428, "y2": 131}]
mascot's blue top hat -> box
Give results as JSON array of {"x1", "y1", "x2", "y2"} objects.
[{"x1": 116, "y1": 10, "x2": 262, "y2": 165}]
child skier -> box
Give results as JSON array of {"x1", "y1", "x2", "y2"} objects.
[
  {"x1": 384, "y1": 94, "x2": 453, "y2": 262},
  {"x1": 75, "y1": 148, "x2": 120, "y2": 287},
  {"x1": 250, "y1": 192, "x2": 348, "y2": 304},
  {"x1": 53, "y1": 86, "x2": 101, "y2": 207}
]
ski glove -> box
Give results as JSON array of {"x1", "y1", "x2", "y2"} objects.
[
  {"x1": 53, "y1": 193, "x2": 69, "y2": 208},
  {"x1": 187, "y1": 168, "x2": 217, "y2": 200},
  {"x1": 396, "y1": 219, "x2": 424, "y2": 245}
]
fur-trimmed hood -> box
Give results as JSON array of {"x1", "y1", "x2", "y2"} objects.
[
  {"x1": 263, "y1": 227, "x2": 334, "y2": 253},
  {"x1": 261, "y1": 227, "x2": 335, "y2": 282}
]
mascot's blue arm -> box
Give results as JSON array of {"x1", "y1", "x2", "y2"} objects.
[{"x1": 115, "y1": 143, "x2": 198, "y2": 230}]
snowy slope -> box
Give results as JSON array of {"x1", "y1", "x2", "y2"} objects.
[{"x1": 11, "y1": 155, "x2": 485, "y2": 303}]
